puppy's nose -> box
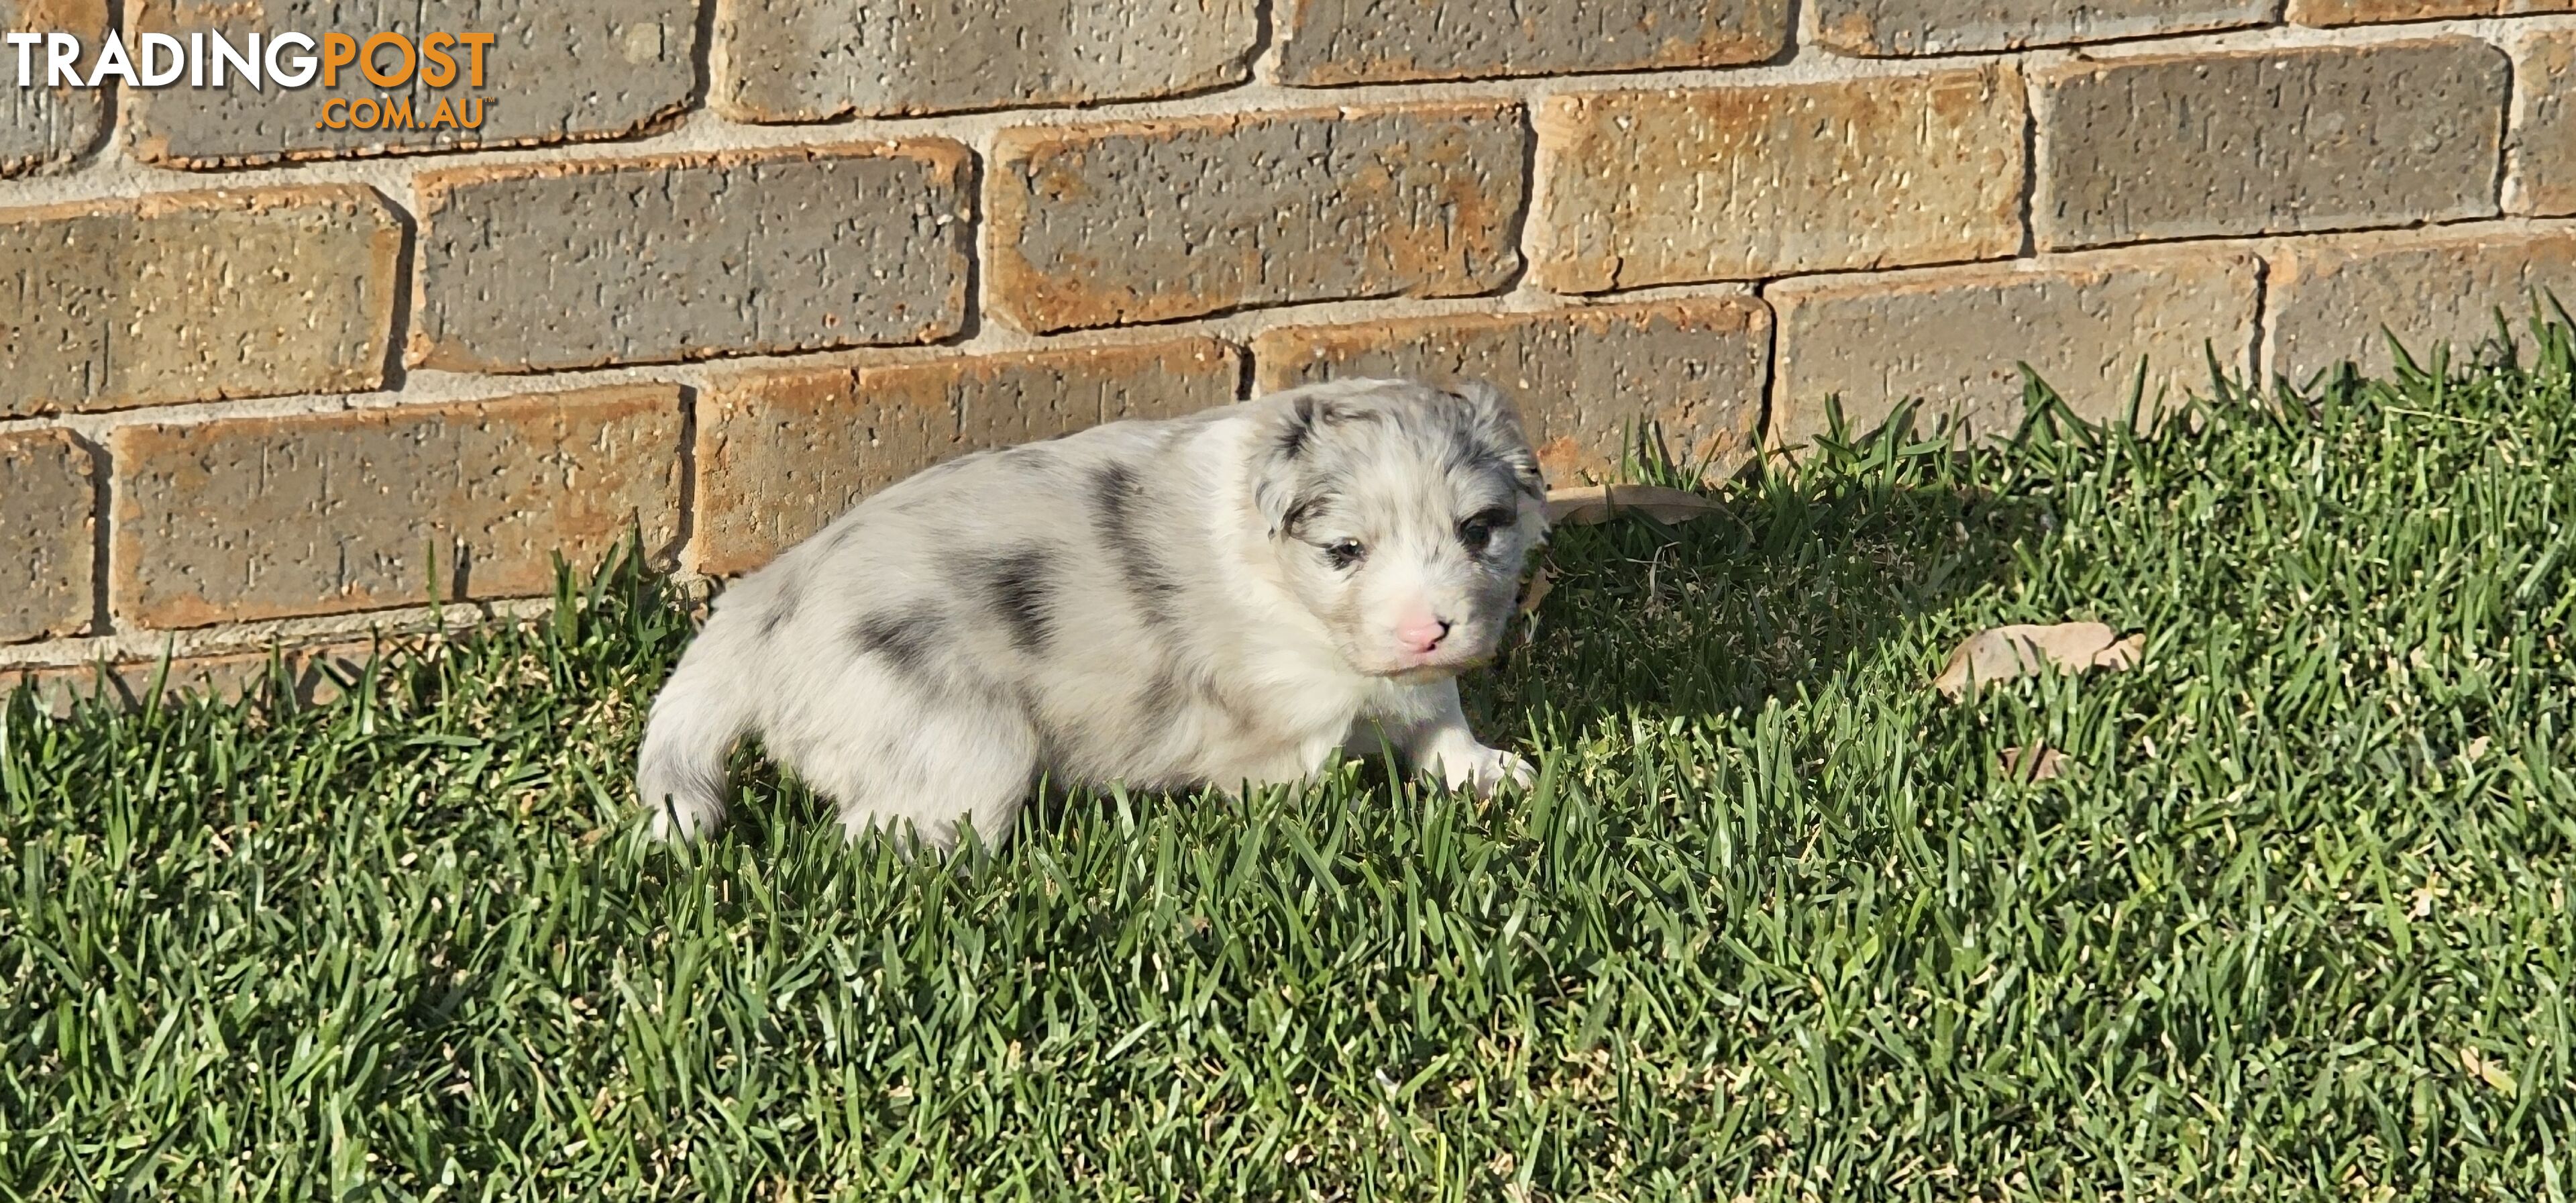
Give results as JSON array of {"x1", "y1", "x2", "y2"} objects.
[{"x1": 1397, "y1": 615, "x2": 1452, "y2": 655}]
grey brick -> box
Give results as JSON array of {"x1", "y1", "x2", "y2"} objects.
[
  {"x1": 2286, "y1": 0, "x2": 2574, "y2": 27},
  {"x1": 112, "y1": 386, "x2": 684, "y2": 627},
  {"x1": 712, "y1": 0, "x2": 1258, "y2": 121},
  {"x1": 1813, "y1": 0, "x2": 2266, "y2": 56},
  {"x1": 2512, "y1": 31, "x2": 2576, "y2": 217},
  {"x1": 1536, "y1": 68, "x2": 2026, "y2": 291},
  {"x1": 989, "y1": 104, "x2": 1527, "y2": 333},
  {"x1": 0, "y1": 0, "x2": 108, "y2": 176},
  {"x1": 1275, "y1": 0, "x2": 1788, "y2": 87},
  {"x1": 411, "y1": 144, "x2": 975, "y2": 374},
  {"x1": 0, "y1": 427, "x2": 95, "y2": 642},
  {"x1": 691, "y1": 339, "x2": 1244, "y2": 576},
  {"x1": 2035, "y1": 42, "x2": 2510, "y2": 250},
  {"x1": 126, "y1": 1, "x2": 698, "y2": 167},
  {"x1": 1251, "y1": 299, "x2": 1772, "y2": 484},
  {"x1": 2265, "y1": 229, "x2": 2576, "y2": 382},
  {"x1": 1768, "y1": 250, "x2": 2259, "y2": 452},
  {"x1": 1, "y1": 187, "x2": 404, "y2": 417}
]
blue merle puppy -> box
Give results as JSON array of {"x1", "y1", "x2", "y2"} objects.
[{"x1": 636, "y1": 377, "x2": 1551, "y2": 851}]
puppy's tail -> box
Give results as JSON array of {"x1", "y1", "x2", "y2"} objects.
[{"x1": 636, "y1": 648, "x2": 751, "y2": 841}]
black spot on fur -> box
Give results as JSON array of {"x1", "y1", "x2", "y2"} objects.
[
  {"x1": 1281, "y1": 494, "x2": 1330, "y2": 540},
  {"x1": 759, "y1": 573, "x2": 804, "y2": 637},
  {"x1": 1278, "y1": 395, "x2": 1318, "y2": 460},
  {"x1": 1444, "y1": 435, "x2": 1546, "y2": 505},
  {"x1": 1090, "y1": 464, "x2": 1183, "y2": 623},
  {"x1": 1438, "y1": 437, "x2": 1481, "y2": 480},
  {"x1": 976, "y1": 547, "x2": 1055, "y2": 656},
  {"x1": 1276, "y1": 394, "x2": 1385, "y2": 464},
  {"x1": 1090, "y1": 462, "x2": 1135, "y2": 516},
  {"x1": 1137, "y1": 668, "x2": 1183, "y2": 737},
  {"x1": 850, "y1": 609, "x2": 942, "y2": 682}
]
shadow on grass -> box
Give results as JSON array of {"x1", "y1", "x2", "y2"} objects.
[{"x1": 1463, "y1": 397, "x2": 2083, "y2": 750}]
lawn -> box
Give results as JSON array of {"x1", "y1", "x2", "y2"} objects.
[{"x1": 5, "y1": 326, "x2": 2575, "y2": 1201}]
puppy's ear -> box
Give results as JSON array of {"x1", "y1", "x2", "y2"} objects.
[
  {"x1": 1250, "y1": 393, "x2": 1323, "y2": 537},
  {"x1": 1250, "y1": 460, "x2": 1302, "y2": 539},
  {"x1": 1453, "y1": 380, "x2": 1547, "y2": 500},
  {"x1": 1452, "y1": 379, "x2": 1523, "y2": 433}
]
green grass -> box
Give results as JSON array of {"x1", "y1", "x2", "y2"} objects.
[{"x1": 6, "y1": 326, "x2": 2576, "y2": 1202}]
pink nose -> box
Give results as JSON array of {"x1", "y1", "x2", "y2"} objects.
[{"x1": 1395, "y1": 615, "x2": 1452, "y2": 656}]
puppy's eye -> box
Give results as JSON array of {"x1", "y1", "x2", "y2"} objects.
[
  {"x1": 1324, "y1": 539, "x2": 1366, "y2": 570},
  {"x1": 1458, "y1": 507, "x2": 1513, "y2": 554}
]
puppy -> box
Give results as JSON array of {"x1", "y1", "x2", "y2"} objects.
[{"x1": 636, "y1": 377, "x2": 1550, "y2": 851}]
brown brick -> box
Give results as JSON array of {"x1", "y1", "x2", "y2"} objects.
[
  {"x1": 2, "y1": 643, "x2": 374, "y2": 716},
  {"x1": 411, "y1": 145, "x2": 973, "y2": 373},
  {"x1": 112, "y1": 386, "x2": 683, "y2": 628},
  {"x1": 0, "y1": 428, "x2": 94, "y2": 642},
  {"x1": 712, "y1": 0, "x2": 1258, "y2": 120},
  {"x1": 1275, "y1": 0, "x2": 1788, "y2": 86},
  {"x1": 1814, "y1": 0, "x2": 2265, "y2": 56},
  {"x1": 0, "y1": 0, "x2": 107, "y2": 176},
  {"x1": 1251, "y1": 299, "x2": 1770, "y2": 484},
  {"x1": 2513, "y1": 32, "x2": 2576, "y2": 217},
  {"x1": 2265, "y1": 229, "x2": 2576, "y2": 382},
  {"x1": 988, "y1": 104, "x2": 1527, "y2": 333},
  {"x1": 1, "y1": 660, "x2": 126, "y2": 717},
  {"x1": 125, "y1": 1, "x2": 698, "y2": 167},
  {"x1": 2, "y1": 661, "x2": 104, "y2": 717},
  {"x1": 692, "y1": 339, "x2": 1243, "y2": 577},
  {"x1": 1535, "y1": 69, "x2": 2025, "y2": 293},
  {"x1": 2286, "y1": 0, "x2": 2573, "y2": 26},
  {"x1": 1767, "y1": 250, "x2": 2259, "y2": 452},
  {"x1": 2034, "y1": 42, "x2": 2509, "y2": 250},
  {"x1": 1, "y1": 187, "x2": 403, "y2": 417}
]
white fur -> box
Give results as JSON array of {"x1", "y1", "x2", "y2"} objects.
[{"x1": 637, "y1": 378, "x2": 1549, "y2": 852}]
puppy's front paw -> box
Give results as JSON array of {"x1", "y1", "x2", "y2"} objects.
[
  {"x1": 647, "y1": 794, "x2": 725, "y2": 841},
  {"x1": 1438, "y1": 744, "x2": 1536, "y2": 797}
]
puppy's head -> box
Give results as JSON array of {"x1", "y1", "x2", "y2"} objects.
[{"x1": 1248, "y1": 378, "x2": 1550, "y2": 679}]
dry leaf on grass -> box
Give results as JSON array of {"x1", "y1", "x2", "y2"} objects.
[
  {"x1": 1935, "y1": 623, "x2": 2145, "y2": 698},
  {"x1": 2460, "y1": 1047, "x2": 2518, "y2": 1096},
  {"x1": 1999, "y1": 745, "x2": 2068, "y2": 782},
  {"x1": 1545, "y1": 484, "x2": 1721, "y2": 526},
  {"x1": 1515, "y1": 564, "x2": 1554, "y2": 645},
  {"x1": 1518, "y1": 564, "x2": 1554, "y2": 616},
  {"x1": 2409, "y1": 872, "x2": 2443, "y2": 920}
]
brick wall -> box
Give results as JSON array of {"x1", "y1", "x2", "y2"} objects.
[{"x1": 4, "y1": 0, "x2": 2573, "y2": 702}]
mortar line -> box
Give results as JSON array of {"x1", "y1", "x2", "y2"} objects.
[
  {"x1": 2498, "y1": 21, "x2": 2528, "y2": 216},
  {"x1": 664, "y1": 383, "x2": 700, "y2": 576},
  {"x1": 2249, "y1": 252, "x2": 2274, "y2": 392},
  {"x1": 80, "y1": 430, "x2": 111, "y2": 639}
]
